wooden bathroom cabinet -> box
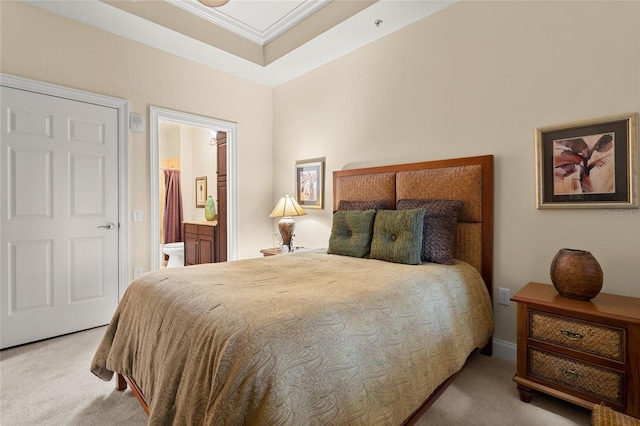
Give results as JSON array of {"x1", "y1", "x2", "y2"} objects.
[{"x1": 183, "y1": 222, "x2": 218, "y2": 265}]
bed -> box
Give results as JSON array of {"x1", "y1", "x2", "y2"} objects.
[{"x1": 91, "y1": 154, "x2": 495, "y2": 425}]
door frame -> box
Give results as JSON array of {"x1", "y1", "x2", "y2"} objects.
[
  {"x1": 150, "y1": 106, "x2": 238, "y2": 270},
  {"x1": 0, "y1": 73, "x2": 130, "y2": 298}
]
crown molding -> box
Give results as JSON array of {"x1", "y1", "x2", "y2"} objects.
[{"x1": 167, "y1": 0, "x2": 330, "y2": 45}]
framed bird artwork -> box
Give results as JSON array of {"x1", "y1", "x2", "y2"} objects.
[{"x1": 535, "y1": 113, "x2": 637, "y2": 209}]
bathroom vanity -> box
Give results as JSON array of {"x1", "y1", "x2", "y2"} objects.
[{"x1": 183, "y1": 221, "x2": 218, "y2": 265}]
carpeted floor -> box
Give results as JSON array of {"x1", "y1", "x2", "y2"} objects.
[
  {"x1": 0, "y1": 327, "x2": 591, "y2": 425},
  {"x1": 416, "y1": 354, "x2": 591, "y2": 425}
]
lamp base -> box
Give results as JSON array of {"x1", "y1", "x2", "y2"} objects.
[
  {"x1": 279, "y1": 245, "x2": 293, "y2": 254},
  {"x1": 278, "y1": 216, "x2": 295, "y2": 251}
]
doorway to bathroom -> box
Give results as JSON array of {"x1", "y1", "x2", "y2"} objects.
[{"x1": 150, "y1": 106, "x2": 238, "y2": 271}]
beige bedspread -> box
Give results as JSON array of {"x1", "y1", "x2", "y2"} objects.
[{"x1": 91, "y1": 250, "x2": 493, "y2": 425}]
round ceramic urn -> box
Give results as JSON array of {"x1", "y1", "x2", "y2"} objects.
[{"x1": 550, "y1": 248, "x2": 603, "y2": 300}]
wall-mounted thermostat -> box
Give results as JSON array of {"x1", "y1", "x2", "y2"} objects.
[{"x1": 129, "y1": 113, "x2": 145, "y2": 132}]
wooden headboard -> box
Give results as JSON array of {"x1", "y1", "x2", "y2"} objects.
[{"x1": 333, "y1": 155, "x2": 494, "y2": 299}]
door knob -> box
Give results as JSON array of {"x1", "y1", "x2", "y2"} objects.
[{"x1": 98, "y1": 222, "x2": 115, "y2": 230}]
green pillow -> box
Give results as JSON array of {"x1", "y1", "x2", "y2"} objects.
[
  {"x1": 370, "y1": 209, "x2": 425, "y2": 265},
  {"x1": 327, "y1": 210, "x2": 377, "y2": 258}
]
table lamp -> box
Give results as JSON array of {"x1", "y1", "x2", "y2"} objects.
[{"x1": 269, "y1": 194, "x2": 306, "y2": 252}]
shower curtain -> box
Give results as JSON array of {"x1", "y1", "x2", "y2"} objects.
[{"x1": 164, "y1": 169, "x2": 183, "y2": 243}]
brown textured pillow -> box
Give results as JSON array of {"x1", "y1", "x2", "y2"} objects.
[
  {"x1": 396, "y1": 199, "x2": 463, "y2": 265},
  {"x1": 337, "y1": 199, "x2": 387, "y2": 211}
]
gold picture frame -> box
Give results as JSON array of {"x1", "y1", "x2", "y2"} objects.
[
  {"x1": 535, "y1": 113, "x2": 637, "y2": 209},
  {"x1": 195, "y1": 176, "x2": 207, "y2": 208},
  {"x1": 295, "y1": 158, "x2": 324, "y2": 209}
]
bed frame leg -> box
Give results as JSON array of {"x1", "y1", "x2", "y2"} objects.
[
  {"x1": 480, "y1": 337, "x2": 493, "y2": 356},
  {"x1": 116, "y1": 373, "x2": 128, "y2": 391}
]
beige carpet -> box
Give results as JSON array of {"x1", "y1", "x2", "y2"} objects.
[
  {"x1": 0, "y1": 327, "x2": 592, "y2": 425},
  {"x1": 416, "y1": 354, "x2": 591, "y2": 426}
]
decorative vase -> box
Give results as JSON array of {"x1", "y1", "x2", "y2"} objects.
[
  {"x1": 205, "y1": 196, "x2": 216, "y2": 221},
  {"x1": 550, "y1": 248, "x2": 603, "y2": 300}
]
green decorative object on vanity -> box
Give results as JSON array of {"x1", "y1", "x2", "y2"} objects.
[
  {"x1": 205, "y1": 196, "x2": 216, "y2": 221},
  {"x1": 550, "y1": 248, "x2": 603, "y2": 300}
]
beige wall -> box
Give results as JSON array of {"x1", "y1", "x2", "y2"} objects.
[
  {"x1": 184, "y1": 126, "x2": 218, "y2": 223},
  {"x1": 163, "y1": 124, "x2": 217, "y2": 225},
  {"x1": 273, "y1": 1, "x2": 640, "y2": 345},
  {"x1": 0, "y1": 1, "x2": 275, "y2": 270}
]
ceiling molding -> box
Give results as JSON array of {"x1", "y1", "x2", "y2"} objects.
[{"x1": 166, "y1": 0, "x2": 331, "y2": 45}]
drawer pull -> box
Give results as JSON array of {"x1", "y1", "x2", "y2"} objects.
[
  {"x1": 560, "y1": 329, "x2": 584, "y2": 340},
  {"x1": 562, "y1": 369, "x2": 583, "y2": 380}
]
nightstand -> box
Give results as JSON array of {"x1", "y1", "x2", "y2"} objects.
[
  {"x1": 512, "y1": 282, "x2": 640, "y2": 417},
  {"x1": 260, "y1": 247, "x2": 304, "y2": 257}
]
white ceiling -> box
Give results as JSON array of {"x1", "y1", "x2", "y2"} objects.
[
  {"x1": 25, "y1": 0, "x2": 455, "y2": 88},
  {"x1": 168, "y1": 0, "x2": 332, "y2": 45}
]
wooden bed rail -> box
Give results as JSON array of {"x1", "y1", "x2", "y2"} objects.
[{"x1": 116, "y1": 373, "x2": 150, "y2": 416}]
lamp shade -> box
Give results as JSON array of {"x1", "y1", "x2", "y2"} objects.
[{"x1": 269, "y1": 194, "x2": 306, "y2": 218}]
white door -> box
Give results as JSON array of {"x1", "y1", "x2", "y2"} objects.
[{"x1": 0, "y1": 86, "x2": 120, "y2": 349}]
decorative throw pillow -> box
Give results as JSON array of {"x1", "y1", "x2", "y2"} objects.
[
  {"x1": 327, "y1": 209, "x2": 377, "y2": 258},
  {"x1": 337, "y1": 199, "x2": 387, "y2": 211},
  {"x1": 396, "y1": 199, "x2": 463, "y2": 265},
  {"x1": 369, "y1": 209, "x2": 424, "y2": 265}
]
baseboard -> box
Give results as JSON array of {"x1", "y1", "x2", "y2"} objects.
[{"x1": 493, "y1": 338, "x2": 516, "y2": 362}]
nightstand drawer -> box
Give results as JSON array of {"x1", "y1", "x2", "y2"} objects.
[
  {"x1": 529, "y1": 348, "x2": 625, "y2": 405},
  {"x1": 529, "y1": 310, "x2": 625, "y2": 362}
]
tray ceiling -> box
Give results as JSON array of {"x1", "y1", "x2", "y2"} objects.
[
  {"x1": 24, "y1": 0, "x2": 455, "y2": 87},
  {"x1": 167, "y1": 0, "x2": 332, "y2": 45}
]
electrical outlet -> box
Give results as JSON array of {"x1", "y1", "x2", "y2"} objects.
[
  {"x1": 133, "y1": 267, "x2": 143, "y2": 279},
  {"x1": 498, "y1": 287, "x2": 511, "y2": 306}
]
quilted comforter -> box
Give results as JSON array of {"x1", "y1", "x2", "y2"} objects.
[{"x1": 91, "y1": 250, "x2": 493, "y2": 425}]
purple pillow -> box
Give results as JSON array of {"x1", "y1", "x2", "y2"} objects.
[
  {"x1": 337, "y1": 199, "x2": 387, "y2": 211},
  {"x1": 396, "y1": 199, "x2": 463, "y2": 265}
]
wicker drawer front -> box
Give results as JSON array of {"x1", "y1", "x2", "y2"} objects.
[
  {"x1": 529, "y1": 311, "x2": 624, "y2": 361},
  {"x1": 529, "y1": 348, "x2": 625, "y2": 404}
]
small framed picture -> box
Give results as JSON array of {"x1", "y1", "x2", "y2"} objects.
[
  {"x1": 195, "y1": 176, "x2": 207, "y2": 208},
  {"x1": 295, "y1": 158, "x2": 325, "y2": 209},
  {"x1": 535, "y1": 113, "x2": 637, "y2": 209}
]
